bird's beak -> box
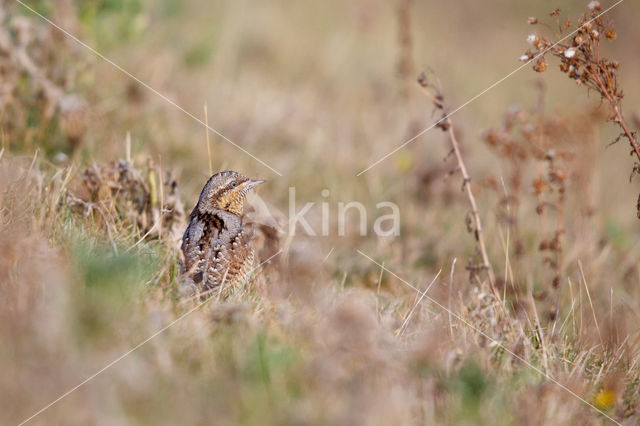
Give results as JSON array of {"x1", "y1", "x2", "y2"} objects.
[{"x1": 244, "y1": 179, "x2": 266, "y2": 190}]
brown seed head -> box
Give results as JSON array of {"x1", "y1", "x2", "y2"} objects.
[
  {"x1": 533, "y1": 57, "x2": 548, "y2": 73},
  {"x1": 604, "y1": 28, "x2": 617, "y2": 40}
]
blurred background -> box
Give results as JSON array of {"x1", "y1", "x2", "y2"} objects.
[{"x1": 2, "y1": 0, "x2": 640, "y2": 424}]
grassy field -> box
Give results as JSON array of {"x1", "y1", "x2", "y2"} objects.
[{"x1": 2, "y1": 0, "x2": 640, "y2": 424}]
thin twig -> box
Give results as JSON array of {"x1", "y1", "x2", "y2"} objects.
[
  {"x1": 529, "y1": 291, "x2": 550, "y2": 376},
  {"x1": 578, "y1": 260, "x2": 604, "y2": 349},
  {"x1": 448, "y1": 258, "x2": 456, "y2": 338},
  {"x1": 204, "y1": 102, "x2": 213, "y2": 176},
  {"x1": 419, "y1": 83, "x2": 495, "y2": 285},
  {"x1": 375, "y1": 260, "x2": 384, "y2": 318},
  {"x1": 447, "y1": 123, "x2": 495, "y2": 284},
  {"x1": 397, "y1": 269, "x2": 442, "y2": 336}
]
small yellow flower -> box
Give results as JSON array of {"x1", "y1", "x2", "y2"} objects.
[
  {"x1": 594, "y1": 389, "x2": 616, "y2": 411},
  {"x1": 393, "y1": 150, "x2": 414, "y2": 174}
]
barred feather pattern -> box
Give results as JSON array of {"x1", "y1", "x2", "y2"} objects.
[{"x1": 180, "y1": 171, "x2": 261, "y2": 294}]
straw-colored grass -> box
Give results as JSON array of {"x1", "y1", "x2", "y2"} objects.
[{"x1": 2, "y1": 1, "x2": 640, "y2": 425}]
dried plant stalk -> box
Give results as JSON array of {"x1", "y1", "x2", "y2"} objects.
[
  {"x1": 417, "y1": 73, "x2": 495, "y2": 285},
  {"x1": 523, "y1": 3, "x2": 640, "y2": 216}
]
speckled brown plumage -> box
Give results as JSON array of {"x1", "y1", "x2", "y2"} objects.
[{"x1": 181, "y1": 170, "x2": 265, "y2": 293}]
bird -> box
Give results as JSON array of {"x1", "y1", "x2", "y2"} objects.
[{"x1": 181, "y1": 170, "x2": 265, "y2": 295}]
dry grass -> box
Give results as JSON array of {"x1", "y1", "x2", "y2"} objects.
[{"x1": 2, "y1": 1, "x2": 640, "y2": 425}]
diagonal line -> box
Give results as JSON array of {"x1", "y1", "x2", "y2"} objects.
[
  {"x1": 322, "y1": 247, "x2": 335, "y2": 263},
  {"x1": 15, "y1": 0, "x2": 282, "y2": 177},
  {"x1": 397, "y1": 268, "x2": 441, "y2": 335},
  {"x1": 17, "y1": 250, "x2": 282, "y2": 426},
  {"x1": 356, "y1": 0, "x2": 626, "y2": 176},
  {"x1": 356, "y1": 249, "x2": 621, "y2": 425}
]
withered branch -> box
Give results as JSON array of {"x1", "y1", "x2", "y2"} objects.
[
  {"x1": 417, "y1": 73, "x2": 495, "y2": 285},
  {"x1": 524, "y1": 4, "x2": 640, "y2": 217}
]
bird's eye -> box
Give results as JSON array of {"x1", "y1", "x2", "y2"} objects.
[{"x1": 229, "y1": 180, "x2": 237, "y2": 186}]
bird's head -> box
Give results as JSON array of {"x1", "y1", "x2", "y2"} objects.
[{"x1": 198, "y1": 170, "x2": 265, "y2": 216}]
